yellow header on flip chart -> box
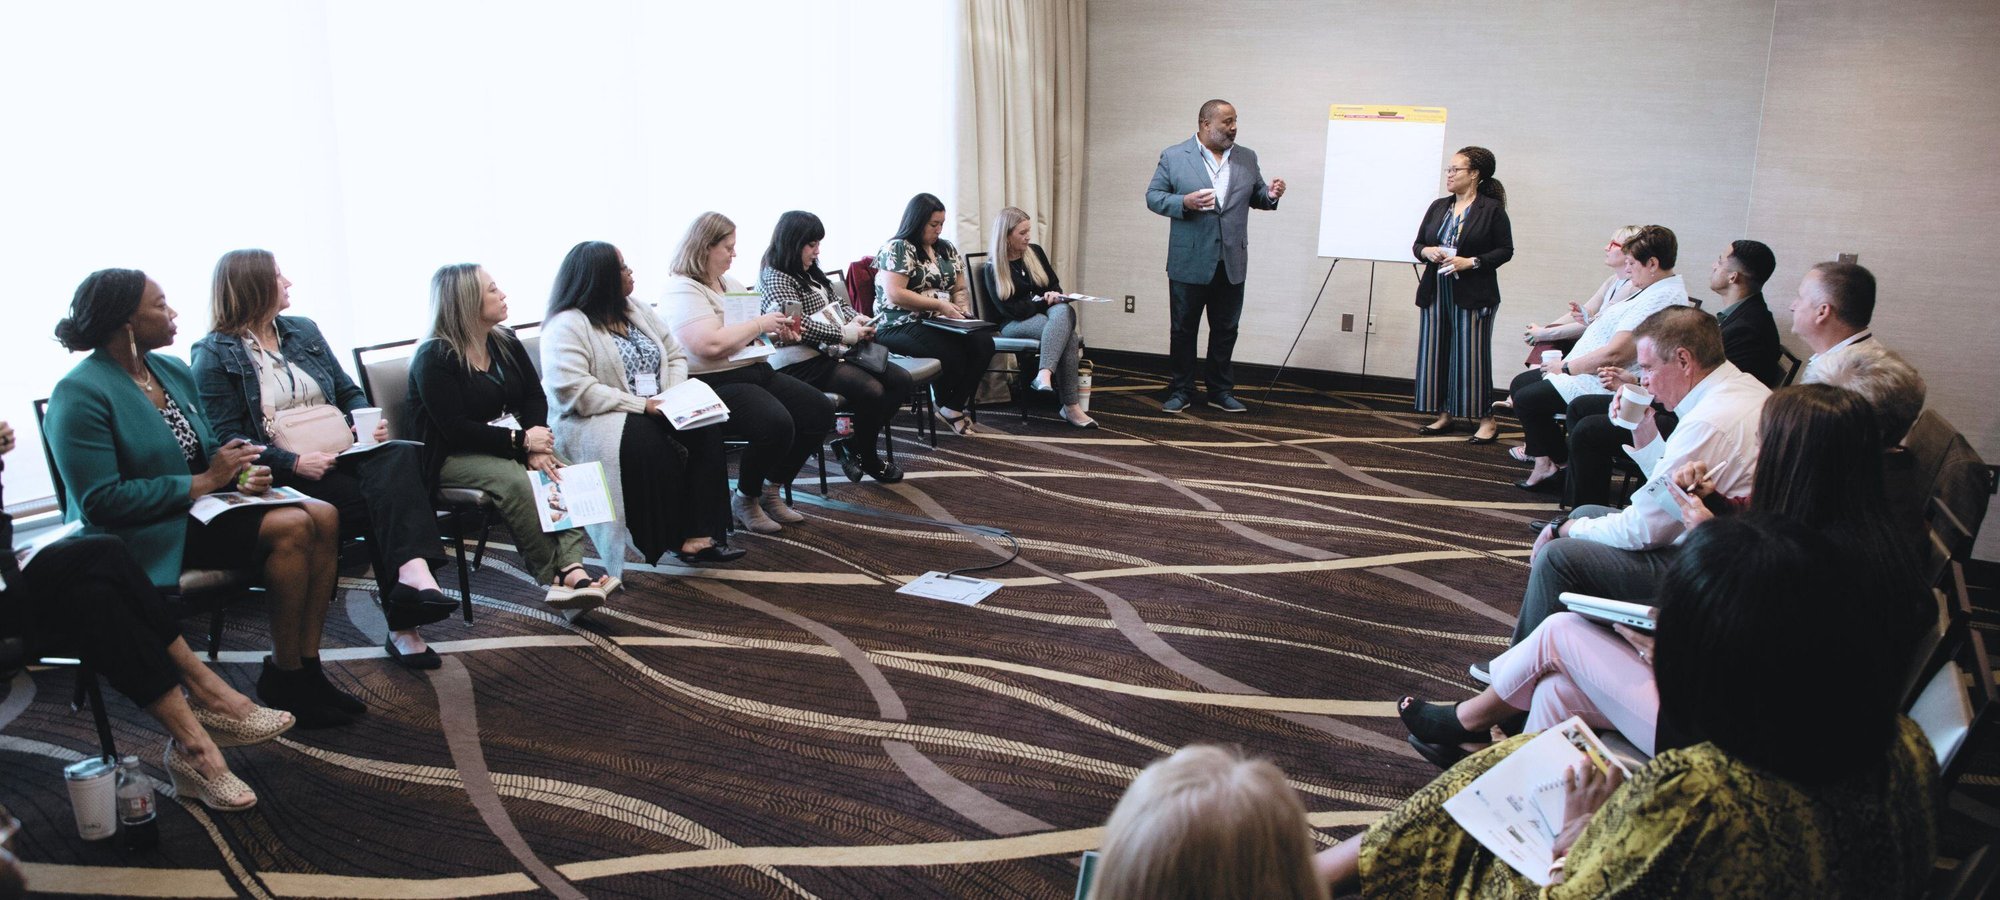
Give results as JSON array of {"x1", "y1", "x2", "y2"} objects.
[{"x1": 1328, "y1": 105, "x2": 1447, "y2": 124}]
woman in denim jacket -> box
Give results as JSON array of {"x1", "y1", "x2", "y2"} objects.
[{"x1": 190, "y1": 249, "x2": 455, "y2": 669}]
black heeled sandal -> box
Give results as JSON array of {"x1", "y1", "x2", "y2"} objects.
[{"x1": 858, "y1": 456, "x2": 903, "y2": 484}]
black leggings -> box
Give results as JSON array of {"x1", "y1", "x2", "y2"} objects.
[
  {"x1": 697, "y1": 364, "x2": 835, "y2": 494},
  {"x1": 875, "y1": 324, "x2": 997, "y2": 411},
  {"x1": 781, "y1": 355, "x2": 913, "y2": 462},
  {"x1": 15, "y1": 535, "x2": 180, "y2": 707},
  {"x1": 1509, "y1": 369, "x2": 1572, "y2": 462}
]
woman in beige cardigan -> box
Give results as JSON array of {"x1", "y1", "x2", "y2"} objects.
[{"x1": 541, "y1": 241, "x2": 741, "y2": 573}]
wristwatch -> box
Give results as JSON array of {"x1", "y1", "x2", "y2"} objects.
[{"x1": 1562, "y1": 362, "x2": 1572, "y2": 375}]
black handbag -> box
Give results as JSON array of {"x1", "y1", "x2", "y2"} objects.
[{"x1": 844, "y1": 340, "x2": 891, "y2": 375}]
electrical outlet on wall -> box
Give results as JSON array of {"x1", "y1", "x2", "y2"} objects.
[
  {"x1": 1123, "y1": 295, "x2": 1135, "y2": 313},
  {"x1": 1837, "y1": 252, "x2": 1859, "y2": 264}
]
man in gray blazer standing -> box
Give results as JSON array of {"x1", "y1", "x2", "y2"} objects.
[{"x1": 1146, "y1": 99, "x2": 1286, "y2": 412}]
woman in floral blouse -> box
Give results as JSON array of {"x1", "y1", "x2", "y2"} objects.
[{"x1": 871, "y1": 193, "x2": 996, "y2": 435}]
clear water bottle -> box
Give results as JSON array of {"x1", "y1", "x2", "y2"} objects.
[{"x1": 115, "y1": 755, "x2": 158, "y2": 850}]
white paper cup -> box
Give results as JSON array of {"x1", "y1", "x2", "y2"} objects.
[
  {"x1": 63, "y1": 757, "x2": 117, "y2": 841},
  {"x1": 1541, "y1": 350, "x2": 1563, "y2": 366},
  {"x1": 1612, "y1": 384, "x2": 1654, "y2": 429},
  {"x1": 351, "y1": 407, "x2": 383, "y2": 445}
]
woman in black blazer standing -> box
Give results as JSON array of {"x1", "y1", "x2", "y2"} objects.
[{"x1": 1412, "y1": 146, "x2": 1513, "y2": 443}]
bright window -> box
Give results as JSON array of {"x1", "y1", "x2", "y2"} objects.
[{"x1": 0, "y1": 0, "x2": 954, "y2": 503}]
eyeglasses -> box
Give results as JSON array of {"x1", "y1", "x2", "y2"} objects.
[
  {"x1": 1605, "y1": 241, "x2": 1624, "y2": 250},
  {"x1": 1444, "y1": 166, "x2": 1471, "y2": 175}
]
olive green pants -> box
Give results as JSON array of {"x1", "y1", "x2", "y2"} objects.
[{"x1": 439, "y1": 453, "x2": 588, "y2": 586}]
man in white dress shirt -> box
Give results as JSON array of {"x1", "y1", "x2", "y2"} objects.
[
  {"x1": 1484, "y1": 306, "x2": 1772, "y2": 662},
  {"x1": 1792, "y1": 261, "x2": 1878, "y2": 384}
]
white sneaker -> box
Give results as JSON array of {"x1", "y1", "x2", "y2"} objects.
[
  {"x1": 760, "y1": 484, "x2": 806, "y2": 524},
  {"x1": 732, "y1": 492, "x2": 782, "y2": 533},
  {"x1": 1468, "y1": 662, "x2": 1493, "y2": 685}
]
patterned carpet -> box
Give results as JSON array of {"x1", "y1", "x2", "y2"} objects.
[{"x1": 5, "y1": 360, "x2": 1632, "y2": 898}]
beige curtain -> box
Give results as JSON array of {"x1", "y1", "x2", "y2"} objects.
[{"x1": 953, "y1": 0, "x2": 1087, "y2": 279}]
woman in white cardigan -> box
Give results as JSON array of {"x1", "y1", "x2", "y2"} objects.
[{"x1": 541, "y1": 240, "x2": 742, "y2": 571}]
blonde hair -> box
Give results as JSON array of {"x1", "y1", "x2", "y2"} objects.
[
  {"x1": 671, "y1": 211, "x2": 737, "y2": 286},
  {"x1": 987, "y1": 207, "x2": 1052, "y2": 303},
  {"x1": 1610, "y1": 224, "x2": 1644, "y2": 248},
  {"x1": 426, "y1": 263, "x2": 507, "y2": 370},
  {"x1": 1091, "y1": 745, "x2": 1327, "y2": 900},
  {"x1": 210, "y1": 248, "x2": 281, "y2": 335}
]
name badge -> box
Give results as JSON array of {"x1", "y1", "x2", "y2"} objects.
[{"x1": 634, "y1": 372, "x2": 660, "y2": 397}]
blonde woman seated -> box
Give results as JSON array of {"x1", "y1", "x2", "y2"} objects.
[
  {"x1": 661, "y1": 213, "x2": 834, "y2": 534},
  {"x1": 1091, "y1": 744, "x2": 1326, "y2": 900},
  {"x1": 407, "y1": 263, "x2": 618, "y2": 606},
  {"x1": 543, "y1": 243, "x2": 741, "y2": 565},
  {"x1": 979, "y1": 207, "x2": 1094, "y2": 428}
]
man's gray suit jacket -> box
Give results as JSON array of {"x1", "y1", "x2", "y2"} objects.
[{"x1": 1145, "y1": 135, "x2": 1278, "y2": 286}]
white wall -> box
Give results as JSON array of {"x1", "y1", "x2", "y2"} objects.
[{"x1": 1076, "y1": 0, "x2": 2000, "y2": 559}]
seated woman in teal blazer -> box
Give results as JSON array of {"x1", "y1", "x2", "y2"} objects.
[{"x1": 45, "y1": 268, "x2": 358, "y2": 729}]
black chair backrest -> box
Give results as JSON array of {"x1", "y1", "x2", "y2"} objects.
[
  {"x1": 32, "y1": 398, "x2": 66, "y2": 515},
  {"x1": 964, "y1": 251, "x2": 998, "y2": 322},
  {"x1": 1777, "y1": 346, "x2": 1803, "y2": 386}
]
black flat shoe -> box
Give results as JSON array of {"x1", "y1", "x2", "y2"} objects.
[
  {"x1": 831, "y1": 439, "x2": 865, "y2": 483},
  {"x1": 673, "y1": 542, "x2": 749, "y2": 565},
  {"x1": 1466, "y1": 433, "x2": 1499, "y2": 445},
  {"x1": 1529, "y1": 519, "x2": 1555, "y2": 533},
  {"x1": 413, "y1": 588, "x2": 458, "y2": 611},
  {"x1": 1398, "y1": 696, "x2": 1488, "y2": 745},
  {"x1": 1516, "y1": 474, "x2": 1566, "y2": 495},
  {"x1": 1408, "y1": 734, "x2": 1474, "y2": 770},
  {"x1": 384, "y1": 585, "x2": 454, "y2": 628},
  {"x1": 859, "y1": 457, "x2": 904, "y2": 484},
  {"x1": 1416, "y1": 422, "x2": 1455, "y2": 436},
  {"x1": 384, "y1": 636, "x2": 441, "y2": 671}
]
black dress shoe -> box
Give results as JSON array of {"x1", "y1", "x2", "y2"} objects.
[
  {"x1": 384, "y1": 585, "x2": 454, "y2": 629},
  {"x1": 859, "y1": 457, "x2": 904, "y2": 484},
  {"x1": 1515, "y1": 475, "x2": 1566, "y2": 495},
  {"x1": 673, "y1": 542, "x2": 749, "y2": 565},
  {"x1": 413, "y1": 588, "x2": 459, "y2": 611},
  {"x1": 384, "y1": 636, "x2": 441, "y2": 670},
  {"x1": 1416, "y1": 421, "x2": 1455, "y2": 436},
  {"x1": 1528, "y1": 519, "x2": 1554, "y2": 533},
  {"x1": 831, "y1": 439, "x2": 865, "y2": 483}
]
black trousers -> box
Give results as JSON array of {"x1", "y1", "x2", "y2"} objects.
[
  {"x1": 1564, "y1": 394, "x2": 1681, "y2": 508},
  {"x1": 697, "y1": 363, "x2": 836, "y2": 494},
  {"x1": 781, "y1": 354, "x2": 912, "y2": 462},
  {"x1": 1509, "y1": 369, "x2": 1571, "y2": 462},
  {"x1": 1168, "y1": 261, "x2": 1246, "y2": 398},
  {"x1": 618, "y1": 413, "x2": 731, "y2": 561},
  {"x1": 275, "y1": 442, "x2": 445, "y2": 629},
  {"x1": 14, "y1": 535, "x2": 180, "y2": 707},
  {"x1": 874, "y1": 324, "x2": 997, "y2": 412}
]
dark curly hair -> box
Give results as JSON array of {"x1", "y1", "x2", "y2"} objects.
[{"x1": 55, "y1": 268, "x2": 148, "y2": 352}]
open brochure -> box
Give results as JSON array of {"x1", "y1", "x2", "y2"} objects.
[
  {"x1": 652, "y1": 378, "x2": 731, "y2": 431},
  {"x1": 189, "y1": 486, "x2": 311, "y2": 525},
  {"x1": 338, "y1": 438, "x2": 422, "y2": 458},
  {"x1": 527, "y1": 461, "x2": 615, "y2": 532},
  {"x1": 1059, "y1": 293, "x2": 1114, "y2": 303},
  {"x1": 1441, "y1": 717, "x2": 1634, "y2": 886}
]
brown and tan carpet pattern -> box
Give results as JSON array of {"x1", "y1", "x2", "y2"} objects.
[{"x1": 4, "y1": 361, "x2": 1662, "y2": 898}]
